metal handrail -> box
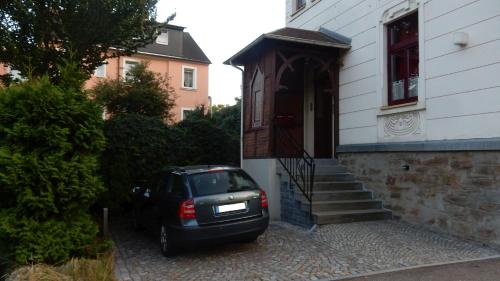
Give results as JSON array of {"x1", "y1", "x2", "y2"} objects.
[{"x1": 275, "y1": 126, "x2": 315, "y2": 222}]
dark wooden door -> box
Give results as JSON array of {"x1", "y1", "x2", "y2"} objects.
[
  {"x1": 314, "y1": 74, "x2": 332, "y2": 158},
  {"x1": 275, "y1": 90, "x2": 303, "y2": 157}
]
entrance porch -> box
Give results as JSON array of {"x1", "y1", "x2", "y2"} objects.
[
  {"x1": 224, "y1": 27, "x2": 347, "y2": 161},
  {"x1": 225, "y1": 27, "x2": 392, "y2": 225}
]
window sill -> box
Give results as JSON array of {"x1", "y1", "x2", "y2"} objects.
[
  {"x1": 377, "y1": 101, "x2": 425, "y2": 116},
  {"x1": 181, "y1": 87, "x2": 197, "y2": 91}
]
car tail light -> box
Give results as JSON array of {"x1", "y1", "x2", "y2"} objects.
[
  {"x1": 179, "y1": 199, "x2": 196, "y2": 219},
  {"x1": 260, "y1": 190, "x2": 268, "y2": 209}
]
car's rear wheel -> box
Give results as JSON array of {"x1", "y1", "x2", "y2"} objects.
[{"x1": 160, "y1": 223, "x2": 177, "y2": 257}]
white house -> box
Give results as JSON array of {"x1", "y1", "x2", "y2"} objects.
[{"x1": 225, "y1": 0, "x2": 500, "y2": 247}]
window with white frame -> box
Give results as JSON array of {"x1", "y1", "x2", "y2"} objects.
[
  {"x1": 387, "y1": 12, "x2": 419, "y2": 105},
  {"x1": 156, "y1": 32, "x2": 169, "y2": 45},
  {"x1": 123, "y1": 59, "x2": 139, "y2": 78},
  {"x1": 181, "y1": 108, "x2": 195, "y2": 120},
  {"x1": 295, "y1": 0, "x2": 306, "y2": 12},
  {"x1": 182, "y1": 66, "x2": 197, "y2": 89},
  {"x1": 94, "y1": 63, "x2": 106, "y2": 78}
]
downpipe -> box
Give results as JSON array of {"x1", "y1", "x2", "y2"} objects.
[{"x1": 229, "y1": 61, "x2": 244, "y2": 167}]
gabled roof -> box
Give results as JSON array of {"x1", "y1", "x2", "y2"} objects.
[
  {"x1": 137, "y1": 25, "x2": 211, "y2": 64},
  {"x1": 224, "y1": 27, "x2": 351, "y2": 66}
]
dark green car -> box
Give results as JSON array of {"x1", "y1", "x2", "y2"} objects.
[{"x1": 133, "y1": 166, "x2": 270, "y2": 256}]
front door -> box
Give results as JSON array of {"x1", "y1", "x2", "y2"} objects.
[
  {"x1": 275, "y1": 89, "x2": 303, "y2": 157},
  {"x1": 314, "y1": 73, "x2": 333, "y2": 158}
]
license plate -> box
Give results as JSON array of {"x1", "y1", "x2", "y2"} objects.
[{"x1": 216, "y1": 202, "x2": 246, "y2": 213}]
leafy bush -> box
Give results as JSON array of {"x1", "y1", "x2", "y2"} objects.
[
  {"x1": 181, "y1": 101, "x2": 241, "y2": 166},
  {"x1": 95, "y1": 64, "x2": 241, "y2": 209},
  {"x1": 0, "y1": 211, "x2": 99, "y2": 264},
  {"x1": 0, "y1": 78, "x2": 106, "y2": 264},
  {"x1": 177, "y1": 118, "x2": 239, "y2": 166},
  {"x1": 93, "y1": 62, "x2": 176, "y2": 121},
  {"x1": 211, "y1": 98, "x2": 241, "y2": 137},
  {"x1": 99, "y1": 114, "x2": 183, "y2": 209},
  {"x1": 99, "y1": 115, "x2": 240, "y2": 209}
]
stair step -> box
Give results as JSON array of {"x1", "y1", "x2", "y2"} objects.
[
  {"x1": 302, "y1": 199, "x2": 383, "y2": 212},
  {"x1": 313, "y1": 209, "x2": 393, "y2": 224},
  {"x1": 295, "y1": 190, "x2": 373, "y2": 201},
  {"x1": 278, "y1": 160, "x2": 393, "y2": 225},
  {"x1": 313, "y1": 181, "x2": 363, "y2": 191},
  {"x1": 314, "y1": 165, "x2": 348, "y2": 174},
  {"x1": 314, "y1": 158, "x2": 338, "y2": 165},
  {"x1": 315, "y1": 173, "x2": 356, "y2": 182}
]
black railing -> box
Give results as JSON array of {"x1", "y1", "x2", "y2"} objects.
[{"x1": 275, "y1": 126, "x2": 315, "y2": 221}]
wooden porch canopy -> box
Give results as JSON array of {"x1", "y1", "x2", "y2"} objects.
[{"x1": 224, "y1": 27, "x2": 351, "y2": 159}]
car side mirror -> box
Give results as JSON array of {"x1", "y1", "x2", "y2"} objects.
[{"x1": 143, "y1": 188, "x2": 151, "y2": 198}]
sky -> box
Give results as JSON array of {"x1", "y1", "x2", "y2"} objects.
[{"x1": 156, "y1": 0, "x2": 286, "y2": 106}]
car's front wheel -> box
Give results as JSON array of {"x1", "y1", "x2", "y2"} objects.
[{"x1": 160, "y1": 223, "x2": 177, "y2": 257}]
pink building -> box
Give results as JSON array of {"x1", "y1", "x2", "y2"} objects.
[{"x1": 1, "y1": 24, "x2": 211, "y2": 123}]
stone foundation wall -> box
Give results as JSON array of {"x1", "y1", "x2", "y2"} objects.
[
  {"x1": 280, "y1": 176, "x2": 313, "y2": 228},
  {"x1": 339, "y1": 151, "x2": 500, "y2": 247}
]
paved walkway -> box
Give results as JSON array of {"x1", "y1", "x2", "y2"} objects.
[
  {"x1": 111, "y1": 220, "x2": 500, "y2": 281},
  {"x1": 341, "y1": 257, "x2": 500, "y2": 281}
]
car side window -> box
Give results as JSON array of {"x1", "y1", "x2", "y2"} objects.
[
  {"x1": 159, "y1": 174, "x2": 171, "y2": 197},
  {"x1": 168, "y1": 174, "x2": 185, "y2": 198}
]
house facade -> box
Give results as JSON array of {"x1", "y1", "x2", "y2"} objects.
[
  {"x1": 226, "y1": 0, "x2": 500, "y2": 247},
  {"x1": 1, "y1": 24, "x2": 210, "y2": 122}
]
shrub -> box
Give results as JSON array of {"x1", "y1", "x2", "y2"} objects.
[
  {"x1": 92, "y1": 62, "x2": 176, "y2": 121},
  {"x1": 99, "y1": 114, "x2": 182, "y2": 209},
  {"x1": 177, "y1": 119, "x2": 239, "y2": 166},
  {"x1": 0, "y1": 78, "x2": 106, "y2": 264},
  {"x1": 99, "y1": 115, "x2": 240, "y2": 209},
  {"x1": 211, "y1": 98, "x2": 241, "y2": 137},
  {"x1": 0, "y1": 211, "x2": 99, "y2": 264}
]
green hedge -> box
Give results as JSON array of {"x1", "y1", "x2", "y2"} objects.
[
  {"x1": 177, "y1": 118, "x2": 239, "y2": 166},
  {"x1": 98, "y1": 116, "x2": 240, "y2": 209},
  {"x1": 99, "y1": 114, "x2": 180, "y2": 209},
  {"x1": 0, "y1": 78, "x2": 105, "y2": 264}
]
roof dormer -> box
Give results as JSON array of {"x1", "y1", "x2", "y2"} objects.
[{"x1": 156, "y1": 31, "x2": 169, "y2": 45}]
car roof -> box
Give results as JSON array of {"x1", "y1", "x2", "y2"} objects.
[{"x1": 170, "y1": 165, "x2": 241, "y2": 175}]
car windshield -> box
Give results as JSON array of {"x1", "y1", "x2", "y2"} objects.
[{"x1": 189, "y1": 170, "x2": 258, "y2": 196}]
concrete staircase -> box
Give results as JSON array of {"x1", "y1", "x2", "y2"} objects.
[{"x1": 291, "y1": 158, "x2": 392, "y2": 225}]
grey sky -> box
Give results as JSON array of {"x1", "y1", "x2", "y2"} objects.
[{"x1": 156, "y1": 0, "x2": 285, "y2": 105}]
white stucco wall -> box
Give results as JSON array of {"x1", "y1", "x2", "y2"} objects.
[
  {"x1": 241, "y1": 159, "x2": 281, "y2": 220},
  {"x1": 286, "y1": 0, "x2": 500, "y2": 145}
]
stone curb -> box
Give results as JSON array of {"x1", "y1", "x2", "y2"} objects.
[
  {"x1": 112, "y1": 234, "x2": 136, "y2": 281},
  {"x1": 323, "y1": 254, "x2": 500, "y2": 281}
]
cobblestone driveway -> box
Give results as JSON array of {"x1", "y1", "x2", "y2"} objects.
[{"x1": 112, "y1": 220, "x2": 499, "y2": 281}]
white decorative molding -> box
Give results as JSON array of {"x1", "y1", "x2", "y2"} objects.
[
  {"x1": 383, "y1": 111, "x2": 422, "y2": 137},
  {"x1": 381, "y1": 0, "x2": 419, "y2": 24}
]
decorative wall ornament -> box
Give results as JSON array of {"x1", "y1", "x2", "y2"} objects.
[
  {"x1": 381, "y1": 0, "x2": 419, "y2": 24},
  {"x1": 384, "y1": 111, "x2": 421, "y2": 137}
]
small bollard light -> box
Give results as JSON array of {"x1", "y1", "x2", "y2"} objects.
[{"x1": 103, "y1": 207, "x2": 109, "y2": 236}]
